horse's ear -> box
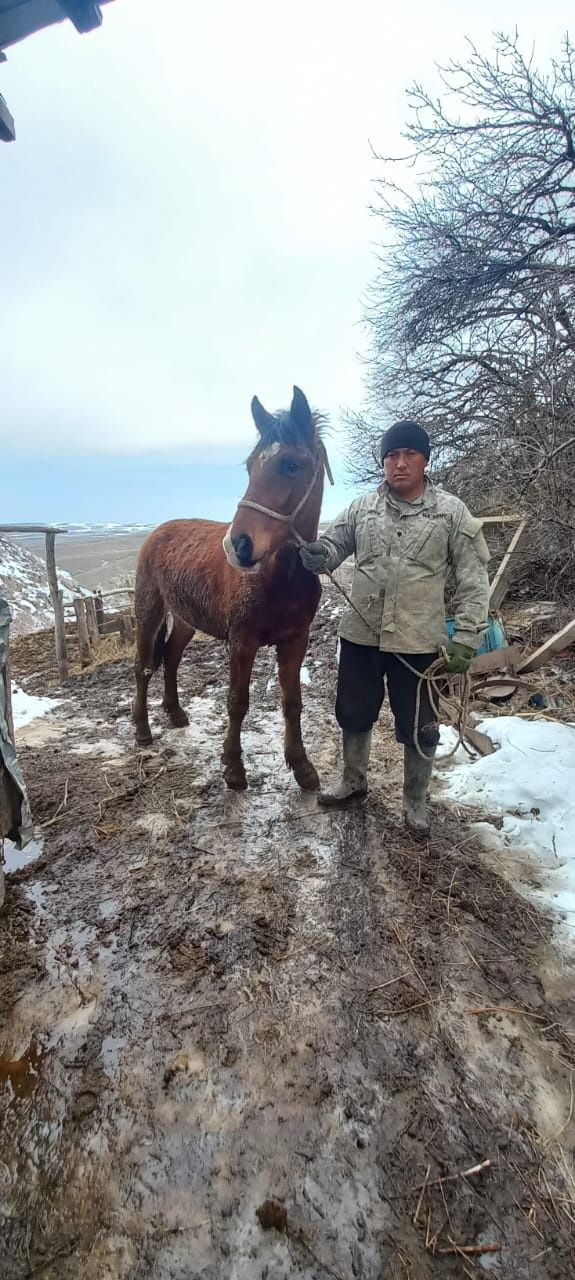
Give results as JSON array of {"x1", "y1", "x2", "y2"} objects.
[
  {"x1": 251, "y1": 395, "x2": 275, "y2": 435},
  {"x1": 290, "y1": 386, "x2": 313, "y2": 441}
]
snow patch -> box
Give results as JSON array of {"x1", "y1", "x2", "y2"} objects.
[
  {"x1": 12, "y1": 688, "x2": 60, "y2": 730},
  {"x1": 439, "y1": 716, "x2": 575, "y2": 942}
]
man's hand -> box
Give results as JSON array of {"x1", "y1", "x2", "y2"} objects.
[
  {"x1": 443, "y1": 639, "x2": 474, "y2": 674},
  {"x1": 299, "y1": 541, "x2": 330, "y2": 574}
]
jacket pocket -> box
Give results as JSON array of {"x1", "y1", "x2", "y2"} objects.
[{"x1": 404, "y1": 519, "x2": 449, "y2": 573}]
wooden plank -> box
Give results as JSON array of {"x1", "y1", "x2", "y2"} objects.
[
  {"x1": 0, "y1": 524, "x2": 68, "y2": 534},
  {"x1": 98, "y1": 586, "x2": 136, "y2": 599},
  {"x1": 85, "y1": 598, "x2": 100, "y2": 649},
  {"x1": 489, "y1": 520, "x2": 530, "y2": 611},
  {"x1": 517, "y1": 617, "x2": 575, "y2": 674},
  {"x1": 478, "y1": 515, "x2": 523, "y2": 525},
  {"x1": 470, "y1": 645, "x2": 521, "y2": 676},
  {"x1": 120, "y1": 615, "x2": 135, "y2": 643},
  {"x1": 74, "y1": 599, "x2": 91, "y2": 667},
  {"x1": 441, "y1": 703, "x2": 495, "y2": 756},
  {"x1": 94, "y1": 594, "x2": 105, "y2": 634},
  {"x1": 45, "y1": 532, "x2": 69, "y2": 681}
]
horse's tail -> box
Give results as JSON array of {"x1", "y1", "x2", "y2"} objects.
[{"x1": 153, "y1": 620, "x2": 168, "y2": 671}]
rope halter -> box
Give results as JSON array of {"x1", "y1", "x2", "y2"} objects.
[{"x1": 236, "y1": 441, "x2": 334, "y2": 546}]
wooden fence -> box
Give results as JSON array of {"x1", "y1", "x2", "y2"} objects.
[
  {"x1": 0, "y1": 524, "x2": 136, "y2": 676},
  {"x1": 66, "y1": 588, "x2": 135, "y2": 667}
]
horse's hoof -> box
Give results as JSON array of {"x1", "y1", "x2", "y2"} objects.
[
  {"x1": 224, "y1": 762, "x2": 248, "y2": 791},
  {"x1": 135, "y1": 730, "x2": 153, "y2": 748},
  {"x1": 291, "y1": 759, "x2": 320, "y2": 791},
  {"x1": 165, "y1": 705, "x2": 189, "y2": 728}
]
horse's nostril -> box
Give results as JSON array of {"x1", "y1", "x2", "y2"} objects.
[{"x1": 232, "y1": 534, "x2": 254, "y2": 565}]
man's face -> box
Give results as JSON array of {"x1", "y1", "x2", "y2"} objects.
[{"x1": 383, "y1": 448, "x2": 427, "y2": 499}]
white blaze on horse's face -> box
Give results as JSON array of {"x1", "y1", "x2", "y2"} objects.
[{"x1": 256, "y1": 443, "x2": 281, "y2": 465}]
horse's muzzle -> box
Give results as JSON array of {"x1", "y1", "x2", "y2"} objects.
[
  {"x1": 223, "y1": 529, "x2": 261, "y2": 573},
  {"x1": 232, "y1": 533, "x2": 254, "y2": 566}
]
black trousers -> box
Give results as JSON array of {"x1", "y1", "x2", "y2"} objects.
[{"x1": 335, "y1": 638, "x2": 441, "y2": 757}]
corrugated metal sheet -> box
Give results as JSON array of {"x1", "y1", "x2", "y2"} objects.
[
  {"x1": 0, "y1": 1, "x2": 112, "y2": 52},
  {"x1": 0, "y1": 595, "x2": 33, "y2": 906}
]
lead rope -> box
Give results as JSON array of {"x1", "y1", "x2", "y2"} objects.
[{"x1": 238, "y1": 452, "x2": 471, "y2": 760}]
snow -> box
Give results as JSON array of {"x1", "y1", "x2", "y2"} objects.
[
  {"x1": 0, "y1": 535, "x2": 86, "y2": 636},
  {"x1": 301, "y1": 666, "x2": 311, "y2": 685},
  {"x1": 12, "y1": 687, "x2": 60, "y2": 730},
  {"x1": 438, "y1": 716, "x2": 575, "y2": 941}
]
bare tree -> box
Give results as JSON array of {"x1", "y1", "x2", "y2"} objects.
[{"x1": 352, "y1": 33, "x2": 575, "y2": 598}]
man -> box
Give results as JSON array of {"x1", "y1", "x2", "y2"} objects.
[{"x1": 299, "y1": 420, "x2": 490, "y2": 836}]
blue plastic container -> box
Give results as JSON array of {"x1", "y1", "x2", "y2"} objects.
[{"x1": 446, "y1": 614, "x2": 506, "y2": 656}]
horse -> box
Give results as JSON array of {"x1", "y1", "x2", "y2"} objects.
[{"x1": 132, "y1": 386, "x2": 331, "y2": 791}]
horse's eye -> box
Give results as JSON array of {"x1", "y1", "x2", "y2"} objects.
[{"x1": 280, "y1": 459, "x2": 299, "y2": 476}]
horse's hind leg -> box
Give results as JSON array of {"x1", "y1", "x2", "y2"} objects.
[
  {"x1": 162, "y1": 618, "x2": 195, "y2": 728},
  {"x1": 277, "y1": 630, "x2": 319, "y2": 791},
  {"x1": 133, "y1": 587, "x2": 164, "y2": 747}
]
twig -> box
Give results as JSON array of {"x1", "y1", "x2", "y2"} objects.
[
  {"x1": 376, "y1": 997, "x2": 443, "y2": 1017},
  {"x1": 467, "y1": 1006, "x2": 549, "y2": 1021},
  {"x1": 446, "y1": 867, "x2": 458, "y2": 924},
  {"x1": 436, "y1": 1242, "x2": 501, "y2": 1257},
  {"x1": 42, "y1": 778, "x2": 70, "y2": 827},
  {"x1": 413, "y1": 1164, "x2": 431, "y2": 1225},
  {"x1": 413, "y1": 1159, "x2": 491, "y2": 1192},
  {"x1": 392, "y1": 922, "x2": 431, "y2": 997},
  {"x1": 366, "y1": 972, "x2": 410, "y2": 995},
  {"x1": 547, "y1": 1070, "x2": 574, "y2": 1144}
]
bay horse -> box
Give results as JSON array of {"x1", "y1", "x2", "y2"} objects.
[{"x1": 132, "y1": 386, "x2": 331, "y2": 791}]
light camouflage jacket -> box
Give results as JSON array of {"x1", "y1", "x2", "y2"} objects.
[{"x1": 318, "y1": 480, "x2": 490, "y2": 653}]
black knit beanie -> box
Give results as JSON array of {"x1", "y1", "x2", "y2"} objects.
[{"x1": 380, "y1": 420, "x2": 430, "y2": 462}]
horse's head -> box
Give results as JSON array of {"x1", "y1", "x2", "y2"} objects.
[{"x1": 224, "y1": 386, "x2": 327, "y2": 572}]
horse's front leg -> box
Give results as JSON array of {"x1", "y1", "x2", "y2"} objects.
[
  {"x1": 222, "y1": 637, "x2": 258, "y2": 790},
  {"x1": 276, "y1": 630, "x2": 319, "y2": 791}
]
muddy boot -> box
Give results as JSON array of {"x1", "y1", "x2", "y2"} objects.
[
  {"x1": 318, "y1": 731, "x2": 371, "y2": 807},
  {"x1": 403, "y1": 746, "x2": 434, "y2": 838}
]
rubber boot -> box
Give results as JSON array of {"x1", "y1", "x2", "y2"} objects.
[
  {"x1": 318, "y1": 731, "x2": 371, "y2": 807},
  {"x1": 403, "y1": 746, "x2": 434, "y2": 838}
]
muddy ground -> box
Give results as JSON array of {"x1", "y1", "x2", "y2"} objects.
[{"x1": 1, "y1": 588, "x2": 575, "y2": 1280}]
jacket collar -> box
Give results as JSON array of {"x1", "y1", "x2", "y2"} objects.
[{"x1": 378, "y1": 476, "x2": 437, "y2": 511}]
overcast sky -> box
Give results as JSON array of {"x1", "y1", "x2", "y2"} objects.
[{"x1": 0, "y1": 0, "x2": 570, "y2": 521}]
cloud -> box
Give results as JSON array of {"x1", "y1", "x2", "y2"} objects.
[{"x1": 0, "y1": 0, "x2": 567, "y2": 456}]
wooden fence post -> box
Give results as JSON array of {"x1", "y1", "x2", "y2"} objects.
[
  {"x1": 94, "y1": 593, "x2": 105, "y2": 634},
  {"x1": 85, "y1": 598, "x2": 99, "y2": 649},
  {"x1": 74, "y1": 599, "x2": 91, "y2": 667},
  {"x1": 45, "y1": 531, "x2": 68, "y2": 681}
]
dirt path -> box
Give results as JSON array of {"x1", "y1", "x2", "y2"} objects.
[{"x1": 2, "y1": 590, "x2": 575, "y2": 1279}]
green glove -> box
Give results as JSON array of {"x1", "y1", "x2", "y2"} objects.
[
  {"x1": 443, "y1": 639, "x2": 474, "y2": 674},
  {"x1": 299, "y1": 541, "x2": 330, "y2": 574}
]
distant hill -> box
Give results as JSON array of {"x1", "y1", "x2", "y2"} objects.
[{"x1": 0, "y1": 536, "x2": 83, "y2": 636}]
